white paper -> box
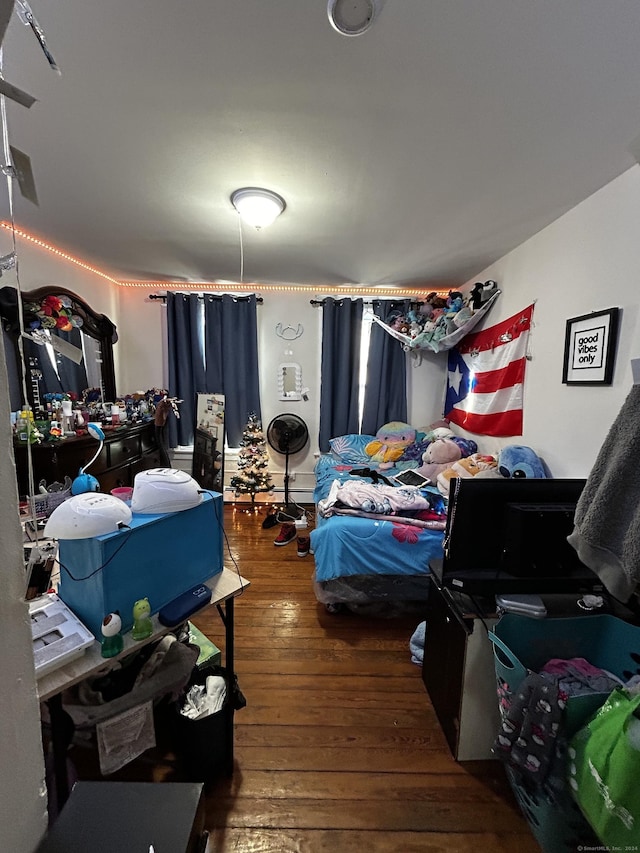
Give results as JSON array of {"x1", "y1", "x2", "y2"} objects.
[
  {"x1": 96, "y1": 700, "x2": 156, "y2": 775},
  {"x1": 48, "y1": 333, "x2": 84, "y2": 364}
]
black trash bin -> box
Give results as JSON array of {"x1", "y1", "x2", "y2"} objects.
[{"x1": 173, "y1": 664, "x2": 246, "y2": 782}]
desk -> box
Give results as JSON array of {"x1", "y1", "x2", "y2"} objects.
[
  {"x1": 422, "y1": 576, "x2": 500, "y2": 761},
  {"x1": 39, "y1": 567, "x2": 249, "y2": 809}
]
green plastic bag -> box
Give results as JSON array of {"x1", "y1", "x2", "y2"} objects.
[{"x1": 568, "y1": 687, "x2": 640, "y2": 846}]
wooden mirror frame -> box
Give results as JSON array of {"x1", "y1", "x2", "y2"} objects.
[{"x1": 2, "y1": 285, "x2": 118, "y2": 407}]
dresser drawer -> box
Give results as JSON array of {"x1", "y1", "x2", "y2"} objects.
[{"x1": 107, "y1": 435, "x2": 141, "y2": 468}]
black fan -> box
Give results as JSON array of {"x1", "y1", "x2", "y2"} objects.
[{"x1": 266, "y1": 413, "x2": 309, "y2": 520}]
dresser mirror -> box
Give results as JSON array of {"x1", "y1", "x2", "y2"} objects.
[{"x1": 1, "y1": 284, "x2": 117, "y2": 412}]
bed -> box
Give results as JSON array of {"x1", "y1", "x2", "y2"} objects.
[{"x1": 309, "y1": 432, "x2": 447, "y2": 614}]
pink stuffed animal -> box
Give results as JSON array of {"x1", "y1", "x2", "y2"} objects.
[{"x1": 415, "y1": 438, "x2": 462, "y2": 482}]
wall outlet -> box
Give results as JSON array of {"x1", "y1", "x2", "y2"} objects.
[
  {"x1": 295, "y1": 518, "x2": 308, "y2": 530},
  {"x1": 289, "y1": 471, "x2": 296, "y2": 481}
]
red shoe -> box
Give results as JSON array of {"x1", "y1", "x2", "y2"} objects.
[
  {"x1": 297, "y1": 536, "x2": 310, "y2": 557},
  {"x1": 274, "y1": 523, "x2": 296, "y2": 546}
]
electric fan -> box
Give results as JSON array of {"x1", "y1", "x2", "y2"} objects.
[{"x1": 266, "y1": 413, "x2": 309, "y2": 520}]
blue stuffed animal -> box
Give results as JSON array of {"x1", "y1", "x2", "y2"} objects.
[{"x1": 498, "y1": 445, "x2": 548, "y2": 479}]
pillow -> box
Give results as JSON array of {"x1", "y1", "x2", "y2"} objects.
[{"x1": 329, "y1": 434, "x2": 376, "y2": 464}]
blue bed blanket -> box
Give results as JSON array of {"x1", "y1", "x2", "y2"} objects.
[{"x1": 310, "y1": 454, "x2": 446, "y2": 583}]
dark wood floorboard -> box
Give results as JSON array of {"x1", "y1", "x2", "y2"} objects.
[{"x1": 69, "y1": 504, "x2": 541, "y2": 852}]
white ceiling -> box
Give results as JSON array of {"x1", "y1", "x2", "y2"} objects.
[{"x1": 3, "y1": 0, "x2": 640, "y2": 290}]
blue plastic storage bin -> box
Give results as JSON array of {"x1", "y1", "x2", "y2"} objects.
[
  {"x1": 489, "y1": 613, "x2": 640, "y2": 853},
  {"x1": 58, "y1": 492, "x2": 223, "y2": 636}
]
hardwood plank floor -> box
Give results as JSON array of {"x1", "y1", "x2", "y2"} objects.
[
  {"x1": 192, "y1": 505, "x2": 539, "y2": 852},
  {"x1": 69, "y1": 504, "x2": 540, "y2": 851}
]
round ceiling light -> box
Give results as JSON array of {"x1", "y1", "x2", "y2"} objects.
[
  {"x1": 231, "y1": 187, "x2": 286, "y2": 229},
  {"x1": 327, "y1": 0, "x2": 377, "y2": 36}
]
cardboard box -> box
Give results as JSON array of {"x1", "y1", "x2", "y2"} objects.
[{"x1": 58, "y1": 493, "x2": 223, "y2": 636}]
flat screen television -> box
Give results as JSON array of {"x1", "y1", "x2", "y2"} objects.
[{"x1": 432, "y1": 477, "x2": 603, "y2": 596}]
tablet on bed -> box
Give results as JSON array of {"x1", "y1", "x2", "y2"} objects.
[{"x1": 391, "y1": 469, "x2": 431, "y2": 487}]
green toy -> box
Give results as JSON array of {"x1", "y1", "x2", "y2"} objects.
[
  {"x1": 131, "y1": 597, "x2": 153, "y2": 640},
  {"x1": 100, "y1": 611, "x2": 124, "y2": 658}
]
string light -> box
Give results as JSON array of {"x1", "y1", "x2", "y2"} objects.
[
  {"x1": 0, "y1": 221, "x2": 452, "y2": 299},
  {"x1": 0, "y1": 222, "x2": 121, "y2": 285}
]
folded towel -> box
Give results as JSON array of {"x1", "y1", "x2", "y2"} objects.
[
  {"x1": 567, "y1": 384, "x2": 640, "y2": 602},
  {"x1": 409, "y1": 621, "x2": 426, "y2": 665}
]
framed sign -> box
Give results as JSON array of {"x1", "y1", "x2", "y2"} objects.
[{"x1": 562, "y1": 308, "x2": 620, "y2": 386}]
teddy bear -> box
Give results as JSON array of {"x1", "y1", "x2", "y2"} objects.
[
  {"x1": 436, "y1": 453, "x2": 500, "y2": 496},
  {"x1": 415, "y1": 437, "x2": 462, "y2": 482},
  {"x1": 365, "y1": 421, "x2": 417, "y2": 470}
]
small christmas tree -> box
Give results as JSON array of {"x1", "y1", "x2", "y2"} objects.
[{"x1": 231, "y1": 412, "x2": 273, "y2": 505}]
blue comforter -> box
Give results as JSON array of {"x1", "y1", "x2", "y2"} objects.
[{"x1": 310, "y1": 455, "x2": 446, "y2": 583}]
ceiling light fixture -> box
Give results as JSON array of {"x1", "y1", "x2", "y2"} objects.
[
  {"x1": 327, "y1": 0, "x2": 379, "y2": 36},
  {"x1": 231, "y1": 187, "x2": 286, "y2": 229}
]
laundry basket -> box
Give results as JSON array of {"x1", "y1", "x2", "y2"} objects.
[
  {"x1": 489, "y1": 613, "x2": 640, "y2": 853},
  {"x1": 30, "y1": 481, "x2": 72, "y2": 519},
  {"x1": 490, "y1": 613, "x2": 640, "y2": 738}
]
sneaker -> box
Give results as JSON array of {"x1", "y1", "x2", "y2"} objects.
[
  {"x1": 274, "y1": 523, "x2": 296, "y2": 546},
  {"x1": 262, "y1": 507, "x2": 279, "y2": 529},
  {"x1": 297, "y1": 536, "x2": 310, "y2": 557}
]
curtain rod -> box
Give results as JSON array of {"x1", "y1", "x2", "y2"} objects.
[
  {"x1": 150, "y1": 293, "x2": 263, "y2": 303},
  {"x1": 310, "y1": 297, "x2": 426, "y2": 306}
]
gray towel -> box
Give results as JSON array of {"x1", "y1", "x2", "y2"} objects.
[
  {"x1": 409, "y1": 621, "x2": 426, "y2": 664},
  {"x1": 567, "y1": 384, "x2": 640, "y2": 602}
]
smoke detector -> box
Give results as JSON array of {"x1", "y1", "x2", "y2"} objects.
[{"x1": 327, "y1": 0, "x2": 379, "y2": 37}]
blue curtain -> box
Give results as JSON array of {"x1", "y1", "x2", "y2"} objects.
[
  {"x1": 203, "y1": 293, "x2": 261, "y2": 447},
  {"x1": 166, "y1": 292, "x2": 205, "y2": 447},
  {"x1": 361, "y1": 299, "x2": 409, "y2": 434},
  {"x1": 318, "y1": 297, "x2": 363, "y2": 452},
  {"x1": 166, "y1": 292, "x2": 261, "y2": 448}
]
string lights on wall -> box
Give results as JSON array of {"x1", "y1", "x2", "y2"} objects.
[{"x1": 0, "y1": 221, "x2": 451, "y2": 300}]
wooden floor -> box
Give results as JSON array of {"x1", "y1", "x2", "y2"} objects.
[{"x1": 71, "y1": 504, "x2": 540, "y2": 852}]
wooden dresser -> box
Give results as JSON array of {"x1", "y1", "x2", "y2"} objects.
[{"x1": 14, "y1": 422, "x2": 162, "y2": 498}]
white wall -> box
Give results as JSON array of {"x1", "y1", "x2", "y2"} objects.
[
  {"x1": 0, "y1": 331, "x2": 48, "y2": 852},
  {"x1": 457, "y1": 166, "x2": 640, "y2": 477}
]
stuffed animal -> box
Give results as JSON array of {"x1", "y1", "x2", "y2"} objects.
[
  {"x1": 498, "y1": 445, "x2": 548, "y2": 478},
  {"x1": 448, "y1": 436, "x2": 478, "y2": 457},
  {"x1": 416, "y1": 418, "x2": 454, "y2": 444},
  {"x1": 452, "y1": 304, "x2": 473, "y2": 328},
  {"x1": 436, "y1": 453, "x2": 500, "y2": 496},
  {"x1": 467, "y1": 280, "x2": 499, "y2": 310},
  {"x1": 415, "y1": 437, "x2": 462, "y2": 482},
  {"x1": 365, "y1": 421, "x2": 417, "y2": 470}
]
